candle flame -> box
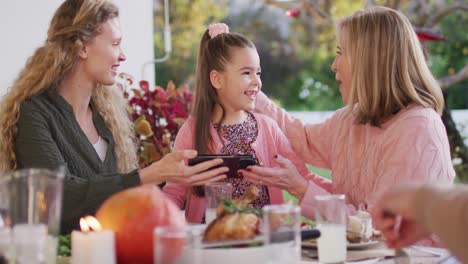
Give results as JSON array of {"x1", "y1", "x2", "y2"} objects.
[{"x1": 79, "y1": 216, "x2": 102, "y2": 232}]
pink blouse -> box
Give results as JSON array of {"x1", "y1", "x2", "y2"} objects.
[
  {"x1": 163, "y1": 113, "x2": 333, "y2": 223},
  {"x1": 211, "y1": 112, "x2": 270, "y2": 209},
  {"x1": 255, "y1": 92, "x2": 455, "y2": 218}
]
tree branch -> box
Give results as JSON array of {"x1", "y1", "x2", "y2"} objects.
[
  {"x1": 391, "y1": 0, "x2": 402, "y2": 10},
  {"x1": 426, "y1": 1, "x2": 468, "y2": 27},
  {"x1": 440, "y1": 64, "x2": 468, "y2": 90},
  {"x1": 404, "y1": 0, "x2": 428, "y2": 27},
  {"x1": 384, "y1": 0, "x2": 400, "y2": 9},
  {"x1": 262, "y1": 0, "x2": 296, "y2": 9},
  {"x1": 304, "y1": 0, "x2": 334, "y2": 24},
  {"x1": 365, "y1": 0, "x2": 376, "y2": 7}
]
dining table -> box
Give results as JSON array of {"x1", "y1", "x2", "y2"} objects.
[
  {"x1": 300, "y1": 241, "x2": 451, "y2": 264},
  {"x1": 56, "y1": 242, "x2": 451, "y2": 264}
]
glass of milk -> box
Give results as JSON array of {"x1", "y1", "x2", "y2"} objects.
[
  {"x1": 204, "y1": 182, "x2": 232, "y2": 224},
  {"x1": 0, "y1": 168, "x2": 64, "y2": 264},
  {"x1": 154, "y1": 225, "x2": 204, "y2": 264},
  {"x1": 314, "y1": 194, "x2": 347, "y2": 264},
  {"x1": 263, "y1": 204, "x2": 301, "y2": 264}
]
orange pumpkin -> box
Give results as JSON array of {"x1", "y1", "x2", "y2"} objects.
[{"x1": 96, "y1": 185, "x2": 186, "y2": 264}]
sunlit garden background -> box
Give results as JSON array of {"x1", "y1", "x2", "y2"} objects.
[{"x1": 133, "y1": 0, "x2": 467, "y2": 183}]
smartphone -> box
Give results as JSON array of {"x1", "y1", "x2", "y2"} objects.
[{"x1": 188, "y1": 154, "x2": 258, "y2": 178}]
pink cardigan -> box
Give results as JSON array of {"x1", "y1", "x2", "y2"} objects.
[
  {"x1": 163, "y1": 113, "x2": 332, "y2": 223},
  {"x1": 255, "y1": 92, "x2": 455, "y2": 218}
]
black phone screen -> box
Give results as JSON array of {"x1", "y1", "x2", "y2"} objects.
[{"x1": 188, "y1": 154, "x2": 258, "y2": 178}]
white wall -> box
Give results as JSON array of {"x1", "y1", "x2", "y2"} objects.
[{"x1": 0, "y1": 0, "x2": 155, "y2": 98}]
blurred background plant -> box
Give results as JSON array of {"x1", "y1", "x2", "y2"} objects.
[
  {"x1": 153, "y1": 0, "x2": 467, "y2": 181},
  {"x1": 117, "y1": 73, "x2": 193, "y2": 168}
]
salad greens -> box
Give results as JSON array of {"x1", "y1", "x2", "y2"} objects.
[
  {"x1": 219, "y1": 197, "x2": 262, "y2": 216},
  {"x1": 57, "y1": 234, "x2": 71, "y2": 257}
]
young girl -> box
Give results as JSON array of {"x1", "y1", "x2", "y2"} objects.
[{"x1": 163, "y1": 23, "x2": 332, "y2": 223}]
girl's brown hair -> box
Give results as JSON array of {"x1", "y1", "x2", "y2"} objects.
[{"x1": 191, "y1": 29, "x2": 255, "y2": 196}]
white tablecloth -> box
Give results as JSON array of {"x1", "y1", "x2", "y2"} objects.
[{"x1": 301, "y1": 243, "x2": 449, "y2": 263}]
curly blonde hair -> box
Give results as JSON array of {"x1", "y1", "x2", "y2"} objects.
[{"x1": 0, "y1": 0, "x2": 137, "y2": 173}]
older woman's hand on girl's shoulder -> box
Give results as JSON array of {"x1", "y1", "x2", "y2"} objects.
[
  {"x1": 240, "y1": 154, "x2": 308, "y2": 200},
  {"x1": 139, "y1": 150, "x2": 228, "y2": 186}
]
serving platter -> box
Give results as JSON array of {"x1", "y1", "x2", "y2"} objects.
[{"x1": 199, "y1": 225, "x2": 317, "y2": 264}]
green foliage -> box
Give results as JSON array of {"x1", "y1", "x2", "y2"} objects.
[
  {"x1": 427, "y1": 13, "x2": 468, "y2": 109},
  {"x1": 220, "y1": 196, "x2": 262, "y2": 216},
  {"x1": 151, "y1": 0, "x2": 363, "y2": 110},
  {"x1": 57, "y1": 234, "x2": 71, "y2": 257},
  {"x1": 224, "y1": 6, "x2": 305, "y2": 102},
  {"x1": 280, "y1": 56, "x2": 344, "y2": 111},
  {"x1": 308, "y1": 165, "x2": 332, "y2": 180},
  {"x1": 153, "y1": 0, "x2": 466, "y2": 111},
  {"x1": 236, "y1": 0, "x2": 361, "y2": 110},
  {"x1": 153, "y1": 0, "x2": 227, "y2": 86}
]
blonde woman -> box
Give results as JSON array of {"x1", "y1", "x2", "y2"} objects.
[
  {"x1": 0, "y1": 0, "x2": 227, "y2": 234},
  {"x1": 242, "y1": 7, "x2": 455, "y2": 220}
]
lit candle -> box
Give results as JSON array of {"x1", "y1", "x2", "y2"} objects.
[{"x1": 71, "y1": 216, "x2": 116, "y2": 264}]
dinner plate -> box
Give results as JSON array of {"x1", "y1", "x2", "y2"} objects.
[
  {"x1": 203, "y1": 229, "x2": 321, "y2": 248},
  {"x1": 302, "y1": 239, "x2": 380, "y2": 250}
]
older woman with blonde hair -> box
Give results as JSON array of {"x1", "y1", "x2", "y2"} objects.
[
  {"x1": 0, "y1": 0, "x2": 227, "y2": 234},
  {"x1": 242, "y1": 6, "x2": 455, "y2": 220}
]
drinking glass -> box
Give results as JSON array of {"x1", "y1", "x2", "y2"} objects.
[
  {"x1": 0, "y1": 227, "x2": 11, "y2": 264},
  {"x1": 348, "y1": 211, "x2": 373, "y2": 241},
  {"x1": 314, "y1": 194, "x2": 347, "y2": 264},
  {"x1": 154, "y1": 225, "x2": 203, "y2": 264},
  {"x1": 204, "y1": 182, "x2": 232, "y2": 224},
  {"x1": 263, "y1": 204, "x2": 301, "y2": 264},
  {"x1": 0, "y1": 180, "x2": 12, "y2": 263},
  {"x1": 0, "y1": 168, "x2": 64, "y2": 264}
]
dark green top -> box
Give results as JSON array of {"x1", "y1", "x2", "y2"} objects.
[{"x1": 14, "y1": 89, "x2": 141, "y2": 234}]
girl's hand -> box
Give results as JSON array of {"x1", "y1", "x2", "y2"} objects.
[
  {"x1": 240, "y1": 154, "x2": 308, "y2": 200},
  {"x1": 140, "y1": 150, "x2": 228, "y2": 185}
]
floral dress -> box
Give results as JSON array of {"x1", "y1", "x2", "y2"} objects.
[{"x1": 212, "y1": 112, "x2": 270, "y2": 208}]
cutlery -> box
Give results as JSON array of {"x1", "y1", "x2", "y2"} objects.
[
  {"x1": 301, "y1": 229, "x2": 321, "y2": 240},
  {"x1": 273, "y1": 228, "x2": 321, "y2": 243}
]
